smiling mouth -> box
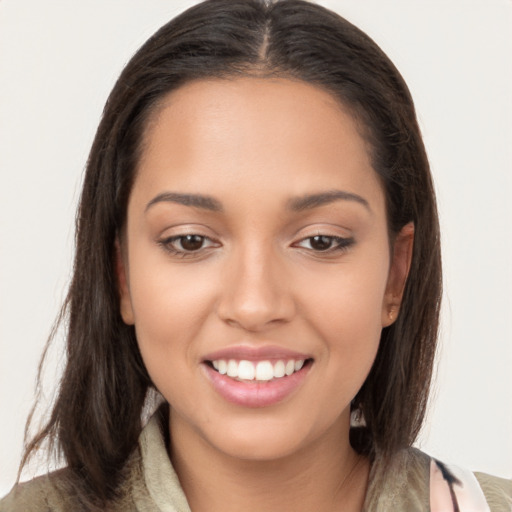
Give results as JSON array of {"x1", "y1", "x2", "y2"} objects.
[{"x1": 205, "y1": 358, "x2": 313, "y2": 382}]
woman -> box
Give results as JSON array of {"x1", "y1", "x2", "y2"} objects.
[{"x1": 1, "y1": 1, "x2": 510, "y2": 510}]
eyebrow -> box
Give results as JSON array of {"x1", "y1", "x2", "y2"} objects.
[
  {"x1": 145, "y1": 189, "x2": 370, "y2": 214},
  {"x1": 287, "y1": 190, "x2": 371, "y2": 212},
  {"x1": 145, "y1": 192, "x2": 223, "y2": 212}
]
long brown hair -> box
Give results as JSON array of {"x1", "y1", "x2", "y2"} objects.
[{"x1": 21, "y1": 0, "x2": 441, "y2": 508}]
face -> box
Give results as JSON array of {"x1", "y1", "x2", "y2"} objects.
[{"x1": 118, "y1": 77, "x2": 413, "y2": 462}]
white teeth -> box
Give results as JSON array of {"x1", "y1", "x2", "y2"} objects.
[
  {"x1": 210, "y1": 358, "x2": 307, "y2": 381},
  {"x1": 255, "y1": 361, "x2": 274, "y2": 381},
  {"x1": 227, "y1": 360, "x2": 238, "y2": 377},
  {"x1": 273, "y1": 360, "x2": 285, "y2": 378},
  {"x1": 238, "y1": 360, "x2": 255, "y2": 380},
  {"x1": 217, "y1": 360, "x2": 227, "y2": 375}
]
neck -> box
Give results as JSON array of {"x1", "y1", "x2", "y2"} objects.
[{"x1": 169, "y1": 411, "x2": 370, "y2": 512}]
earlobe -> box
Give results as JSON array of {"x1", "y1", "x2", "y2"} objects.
[
  {"x1": 382, "y1": 222, "x2": 414, "y2": 327},
  {"x1": 115, "y1": 239, "x2": 135, "y2": 325}
]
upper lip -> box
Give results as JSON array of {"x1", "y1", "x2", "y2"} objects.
[{"x1": 202, "y1": 345, "x2": 312, "y2": 362}]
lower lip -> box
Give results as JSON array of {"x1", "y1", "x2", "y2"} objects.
[{"x1": 203, "y1": 363, "x2": 311, "y2": 408}]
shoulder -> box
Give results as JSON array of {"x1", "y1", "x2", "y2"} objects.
[
  {"x1": 474, "y1": 471, "x2": 512, "y2": 511},
  {"x1": 0, "y1": 408, "x2": 176, "y2": 512},
  {"x1": 0, "y1": 449, "x2": 145, "y2": 512},
  {"x1": 0, "y1": 470, "x2": 73, "y2": 512},
  {"x1": 364, "y1": 447, "x2": 431, "y2": 511},
  {"x1": 420, "y1": 449, "x2": 512, "y2": 512},
  {"x1": 366, "y1": 448, "x2": 512, "y2": 512}
]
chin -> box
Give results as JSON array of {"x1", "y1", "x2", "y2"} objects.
[
  {"x1": 213, "y1": 430, "x2": 306, "y2": 462},
  {"x1": 199, "y1": 412, "x2": 331, "y2": 463}
]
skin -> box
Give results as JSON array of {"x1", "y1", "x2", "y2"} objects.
[{"x1": 117, "y1": 77, "x2": 413, "y2": 512}]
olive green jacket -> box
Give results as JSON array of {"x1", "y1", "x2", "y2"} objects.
[{"x1": 1, "y1": 413, "x2": 511, "y2": 511}]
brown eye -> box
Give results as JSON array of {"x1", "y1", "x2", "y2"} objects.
[
  {"x1": 294, "y1": 235, "x2": 355, "y2": 253},
  {"x1": 309, "y1": 235, "x2": 334, "y2": 251},
  {"x1": 179, "y1": 235, "x2": 205, "y2": 251},
  {"x1": 159, "y1": 234, "x2": 217, "y2": 256}
]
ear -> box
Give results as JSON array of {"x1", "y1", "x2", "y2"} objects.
[
  {"x1": 115, "y1": 239, "x2": 135, "y2": 325},
  {"x1": 381, "y1": 222, "x2": 414, "y2": 327}
]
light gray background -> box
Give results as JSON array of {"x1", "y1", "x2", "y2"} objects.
[{"x1": 1, "y1": 0, "x2": 511, "y2": 496}]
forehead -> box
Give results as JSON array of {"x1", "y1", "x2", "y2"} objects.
[{"x1": 134, "y1": 77, "x2": 384, "y2": 214}]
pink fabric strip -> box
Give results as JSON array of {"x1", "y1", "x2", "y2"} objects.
[{"x1": 430, "y1": 459, "x2": 491, "y2": 512}]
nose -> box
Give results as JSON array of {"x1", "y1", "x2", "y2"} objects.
[{"x1": 216, "y1": 243, "x2": 295, "y2": 332}]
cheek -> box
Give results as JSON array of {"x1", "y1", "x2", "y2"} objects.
[
  {"x1": 126, "y1": 250, "x2": 217, "y2": 385},
  {"x1": 129, "y1": 244, "x2": 216, "y2": 323},
  {"x1": 321, "y1": 280, "x2": 384, "y2": 368},
  {"x1": 302, "y1": 254, "x2": 389, "y2": 333},
  {"x1": 297, "y1": 252, "x2": 390, "y2": 381}
]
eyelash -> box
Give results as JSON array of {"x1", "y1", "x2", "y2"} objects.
[{"x1": 158, "y1": 233, "x2": 354, "y2": 258}]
